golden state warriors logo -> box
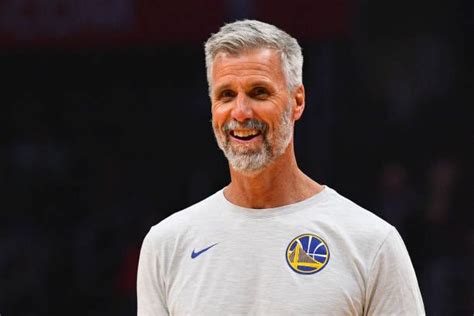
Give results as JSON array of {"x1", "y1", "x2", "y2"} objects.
[{"x1": 286, "y1": 233, "x2": 330, "y2": 274}]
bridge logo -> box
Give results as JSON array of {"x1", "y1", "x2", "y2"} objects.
[{"x1": 286, "y1": 233, "x2": 330, "y2": 274}]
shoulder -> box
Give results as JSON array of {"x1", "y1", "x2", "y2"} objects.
[
  {"x1": 308, "y1": 187, "x2": 409, "y2": 282},
  {"x1": 317, "y1": 187, "x2": 395, "y2": 248},
  {"x1": 139, "y1": 189, "x2": 226, "y2": 277},
  {"x1": 144, "y1": 189, "x2": 224, "y2": 244},
  {"x1": 325, "y1": 187, "x2": 392, "y2": 229}
]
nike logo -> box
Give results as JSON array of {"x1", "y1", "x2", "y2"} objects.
[{"x1": 191, "y1": 243, "x2": 218, "y2": 259}]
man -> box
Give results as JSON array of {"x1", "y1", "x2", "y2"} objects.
[{"x1": 137, "y1": 20, "x2": 425, "y2": 315}]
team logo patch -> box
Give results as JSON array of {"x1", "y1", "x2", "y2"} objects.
[{"x1": 286, "y1": 233, "x2": 330, "y2": 274}]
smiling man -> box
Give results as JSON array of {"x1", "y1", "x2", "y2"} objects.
[{"x1": 137, "y1": 20, "x2": 425, "y2": 315}]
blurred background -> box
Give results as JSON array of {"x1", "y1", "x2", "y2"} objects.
[{"x1": 1, "y1": 0, "x2": 472, "y2": 315}]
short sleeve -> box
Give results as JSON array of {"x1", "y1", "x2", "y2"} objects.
[
  {"x1": 137, "y1": 229, "x2": 169, "y2": 316},
  {"x1": 365, "y1": 227, "x2": 425, "y2": 315}
]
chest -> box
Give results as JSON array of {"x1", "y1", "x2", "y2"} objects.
[{"x1": 164, "y1": 225, "x2": 367, "y2": 315}]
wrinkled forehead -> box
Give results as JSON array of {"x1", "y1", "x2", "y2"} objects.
[
  {"x1": 211, "y1": 48, "x2": 286, "y2": 81},
  {"x1": 210, "y1": 48, "x2": 286, "y2": 84}
]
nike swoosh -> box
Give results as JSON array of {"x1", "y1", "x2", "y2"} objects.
[{"x1": 191, "y1": 243, "x2": 218, "y2": 259}]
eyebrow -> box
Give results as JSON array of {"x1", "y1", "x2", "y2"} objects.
[
  {"x1": 248, "y1": 80, "x2": 272, "y2": 88},
  {"x1": 214, "y1": 80, "x2": 272, "y2": 94},
  {"x1": 213, "y1": 83, "x2": 233, "y2": 95}
]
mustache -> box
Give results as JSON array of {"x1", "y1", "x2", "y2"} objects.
[{"x1": 222, "y1": 119, "x2": 268, "y2": 133}]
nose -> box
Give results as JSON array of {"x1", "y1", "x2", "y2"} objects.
[{"x1": 231, "y1": 94, "x2": 253, "y2": 122}]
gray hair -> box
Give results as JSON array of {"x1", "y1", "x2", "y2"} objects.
[{"x1": 204, "y1": 19, "x2": 303, "y2": 94}]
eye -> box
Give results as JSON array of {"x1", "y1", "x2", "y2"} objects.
[
  {"x1": 218, "y1": 89, "x2": 236, "y2": 101},
  {"x1": 251, "y1": 87, "x2": 269, "y2": 99}
]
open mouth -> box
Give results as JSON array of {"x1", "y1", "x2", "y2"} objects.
[{"x1": 230, "y1": 129, "x2": 262, "y2": 141}]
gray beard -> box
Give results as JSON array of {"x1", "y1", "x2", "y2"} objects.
[{"x1": 212, "y1": 105, "x2": 293, "y2": 173}]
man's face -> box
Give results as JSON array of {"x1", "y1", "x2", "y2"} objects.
[{"x1": 210, "y1": 48, "x2": 294, "y2": 173}]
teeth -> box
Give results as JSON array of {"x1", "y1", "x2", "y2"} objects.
[{"x1": 233, "y1": 129, "x2": 258, "y2": 137}]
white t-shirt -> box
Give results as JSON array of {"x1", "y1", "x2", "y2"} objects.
[{"x1": 137, "y1": 186, "x2": 425, "y2": 315}]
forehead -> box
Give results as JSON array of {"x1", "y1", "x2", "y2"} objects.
[{"x1": 211, "y1": 48, "x2": 286, "y2": 88}]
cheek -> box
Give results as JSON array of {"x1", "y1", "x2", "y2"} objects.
[
  {"x1": 211, "y1": 115, "x2": 224, "y2": 133},
  {"x1": 257, "y1": 108, "x2": 283, "y2": 130},
  {"x1": 211, "y1": 105, "x2": 230, "y2": 127}
]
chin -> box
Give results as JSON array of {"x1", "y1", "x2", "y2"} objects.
[{"x1": 228, "y1": 155, "x2": 274, "y2": 175}]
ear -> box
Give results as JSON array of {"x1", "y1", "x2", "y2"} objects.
[{"x1": 292, "y1": 84, "x2": 305, "y2": 121}]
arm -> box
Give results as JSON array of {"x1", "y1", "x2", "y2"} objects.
[
  {"x1": 365, "y1": 227, "x2": 425, "y2": 315},
  {"x1": 137, "y1": 230, "x2": 169, "y2": 316}
]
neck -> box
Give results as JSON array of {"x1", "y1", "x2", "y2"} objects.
[{"x1": 224, "y1": 143, "x2": 323, "y2": 209}]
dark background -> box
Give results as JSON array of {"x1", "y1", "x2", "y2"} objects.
[{"x1": 1, "y1": 0, "x2": 472, "y2": 315}]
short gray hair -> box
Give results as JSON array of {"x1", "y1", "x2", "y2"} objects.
[{"x1": 204, "y1": 20, "x2": 303, "y2": 94}]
